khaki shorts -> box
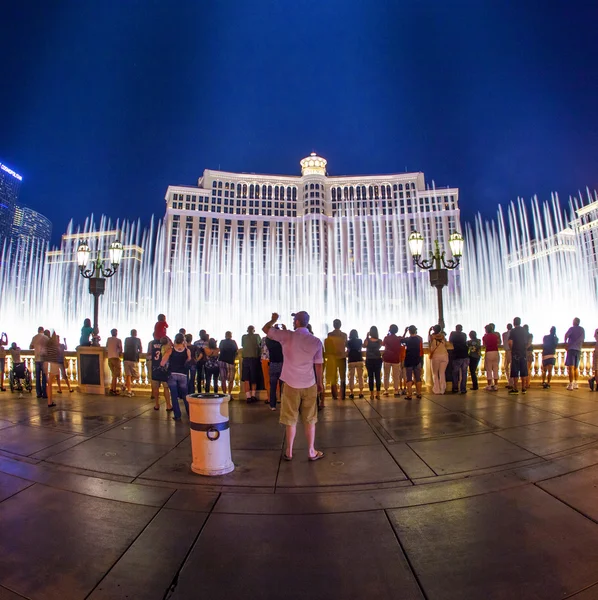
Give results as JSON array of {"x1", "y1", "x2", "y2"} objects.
[
  {"x1": 279, "y1": 383, "x2": 318, "y2": 426},
  {"x1": 108, "y1": 357, "x2": 122, "y2": 377},
  {"x1": 123, "y1": 360, "x2": 139, "y2": 379}
]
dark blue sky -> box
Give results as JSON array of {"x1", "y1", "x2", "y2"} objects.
[{"x1": 2, "y1": 0, "x2": 597, "y2": 245}]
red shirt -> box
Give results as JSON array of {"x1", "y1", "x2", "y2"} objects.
[
  {"x1": 154, "y1": 321, "x2": 168, "y2": 340},
  {"x1": 482, "y1": 332, "x2": 500, "y2": 352},
  {"x1": 383, "y1": 335, "x2": 403, "y2": 363}
]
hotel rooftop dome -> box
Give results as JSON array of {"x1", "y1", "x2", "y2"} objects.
[{"x1": 300, "y1": 152, "x2": 327, "y2": 176}]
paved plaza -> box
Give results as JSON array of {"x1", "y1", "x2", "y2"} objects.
[{"x1": 1, "y1": 385, "x2": 598, "y2": 599}]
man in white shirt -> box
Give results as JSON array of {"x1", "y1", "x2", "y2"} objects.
[
  {"x1": 30, "y1": 326, "x2": 48, "y2": 398},
  {"x1": 263, "y1": 311, "x2": 324, "y2": 461},
  {"x1": 105, "y1": 328, "x2": 123, "y2": 395}
]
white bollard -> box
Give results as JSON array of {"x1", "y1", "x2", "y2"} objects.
[{"x1": 187, "y1": 393, "x2": 234, "y2": 476}]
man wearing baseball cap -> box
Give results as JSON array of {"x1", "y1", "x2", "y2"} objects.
[{"x1": 263, "y1": 311, "x2": 325, "y2": 461}]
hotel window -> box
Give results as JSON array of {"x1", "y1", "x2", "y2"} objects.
[
  {"x1": 212, "y1": 181, "x2": 217, "y2": 188},
  {"x1": 218, "y1": 181, "x2": 222, "y2": 188}
]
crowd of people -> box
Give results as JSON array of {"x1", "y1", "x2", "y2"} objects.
[{"x1": 1, "y1": 315, "x2": 595, "y2": 414}]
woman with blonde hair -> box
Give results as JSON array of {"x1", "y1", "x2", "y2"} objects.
[{"x1": 428, "y1": 324, "x2": 449, "y2": 394}]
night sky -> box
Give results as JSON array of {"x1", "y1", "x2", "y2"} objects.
[{"x1": 1, "y1": 1, "x2": 597, "y2": 246}]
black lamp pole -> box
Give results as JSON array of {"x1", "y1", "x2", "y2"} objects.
[
  {"x1": 409, "y1": 237, "x2": 463, "y2": 330},
  {"x1": 77, "y1": 242, "x2": 123, "y2": 346}
]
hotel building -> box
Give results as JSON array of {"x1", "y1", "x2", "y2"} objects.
[{"x1": 163, "y1": 153, "x2": 461, "y2": 278}]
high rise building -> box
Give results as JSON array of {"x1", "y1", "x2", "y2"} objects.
[
  {"x1": 0, "y1": 160, "x2": 22, "y2": 242},
  {"x1": 11, "y1": 205, "x2": 52, "y2": 249}
]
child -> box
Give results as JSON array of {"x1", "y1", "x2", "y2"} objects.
[{"x1": 154, "y1": 314, "x2": 168, "y2": 341}]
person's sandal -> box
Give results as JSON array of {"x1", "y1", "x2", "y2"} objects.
[
  {"x1": 283, "y1": 453, "x2": 293, "y2": 461},
  {"x1": 309, "y1": 451, "x2": 325, "y2": 462}
]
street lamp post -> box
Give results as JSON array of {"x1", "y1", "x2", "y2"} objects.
[
  {"x1": 77, "y1": 240, "x2": 124, "y2": 345},
  {"x1": 408, "y1": 231, "x2": 464, "y2": 330}
]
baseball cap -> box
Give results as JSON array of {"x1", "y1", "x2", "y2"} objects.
[{"x1": 291, "y1": 310, "x2": 310, "y2": 324}]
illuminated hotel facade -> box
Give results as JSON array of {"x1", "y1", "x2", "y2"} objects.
[{"x1": 163, "y1": 153, "x2": 461, "y2": 278}]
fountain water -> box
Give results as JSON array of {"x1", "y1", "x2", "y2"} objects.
[{"x1": 0, "y1": 192, "x2": 596, "y2": 348}]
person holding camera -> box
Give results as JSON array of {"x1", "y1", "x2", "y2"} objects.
[{"x1": 263, "y1": 311, "x2": 324, "y2": 462}]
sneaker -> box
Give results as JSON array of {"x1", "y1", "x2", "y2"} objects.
[
  {"x1": 542, "y1": 382, "x2": 548, "y2": 389},
  {"x1": 521, "y1": 389, "x2": 527, "y2": 395},
  {"x1": 509, "y1": 388, "x2": 519, "y2": 395},
  {"x1": 492, "y1": 385, "x2": 498, "y2": 391},
  {"x1": 573, "y1": 382, "x2": 579, "y2": 390},
  {"x1": 358, "y1": 393, "x2": 364, "y2": 399},
  {"x1": 566, "y1": 383, "x2": 573, "y2": 391},
  {"x1": 485, "y1": 385, "x2": 493, "y2": 391},
  {"x1": 383, "y1": 391, "x2": 389, "y2": 396},
  {"x1": 348, "y1": 393, "x2": 354, "y2": 399},
  {"x1": 589, "y1": 378, "x2": 596, "y2": 392},
  {"x1": 405, "y1": 395, "x2": 412, "y2": 400},
  {"x1": 125, "y1": 391, "x2": 133, "y2": 397},
  {"x1": 416, "y1": 394, "x2": 422, "y2": 399},
  {"x1": 546, "y1": 384, "x2": 550, "y2": 388},
  {"x1": 460, "y1": 390, "x2": 467, "y2": 394}
]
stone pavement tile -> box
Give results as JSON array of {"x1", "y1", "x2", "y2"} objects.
[
  {"x1": 0, "y1": 585, "x2": 27, "y2": 599},
  {"x1": 46, "y1": 436, "x2": 174, "y2": 477},
  {"x1": 385, "y1": 443, "x2": 436, "y2": 478},
  {"x1": 29, "y1": 434, "x2": 89, "y2": 459},
  {"x1": 137, "y1": 406, "x2": 178, "y2": 420},
  {"x1": 0, "y1": 484, "x2": 157, "y2": 600},
  {"x1": 537, "y1": 464, "x2": 598, "y2": 522},
  {"x1": 230, "y1": 422, "x2": 285, "y2": 450},
  {"x1": 495, "y1": 419, "x2": 598, "y2": 456},
  {"x1": 0, "y1": 424, "x2": 75, "y2": 456},
  {"x1": 164, "y1": 488, "x2": 220, "y2": 512},
  {"x1": 517, "y1": 395, "x2": 598, "y2": 417},
  {"x1": 0, "y1": 402, "x2": 46, "y2": 423},
  {"x1": 0, "y1": 420, "x2": 14, "y2": 431},
  {"x1": 378, "y1": 411, "x2": 490, "y2": 442},
  {"x1": 88, "y1": 508, "x2": 208, "y2": 600},
  {"x1": 366, "y1": 397, "x2": 450, "y2": 419},
  {"x1": 25, "y1": 410, "x2": 123, "y2": 434},
  {"x1": 316, "y1": 406, "x2": 368, "y2": 421},
  {"x1": 228, "y1": 405, "x2": 281, "y2": 424},
  {"x1": 98, "y1": 416, "x2": 190, "y2": 446},
  {"x1": 276, "y1": 445, "x2": 407, "y2": 488},
  {"x1": 71, "y1": 398, "x2": 154, "y2": 417},
  {"x1": 0, "y1": 471, "x2": 33, "y2": 503},
  {"x1": 388, "y1": 485, "x2": 598, "y2": 600},
  {"x1": 138, "y1": 447, "x2": 280, "y2": 487},
  {"x1": 292, "y1": 419, "x2": 381, "y2": 449},
  {"x1": 571, "y1": 411, "x2": 598, "y2": 427},
  {"x1": 409, "y1": 432, "x2": 536, "y2": 475},
  {"x1": 169, "y1": 511, "x2": 424, "y2": 600},
  {"x1": 429, "y1": 392, "x2": 513, "y2": 411},
  {"x1": 568, "y1": 584, "x2": 598, "y2": 599},
  {"x1": 0, "y1": 455, "x2": 174, "y2": 506},
  {"x1": 464, "y1": 402, "x2": 561, "y2": 429}
]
